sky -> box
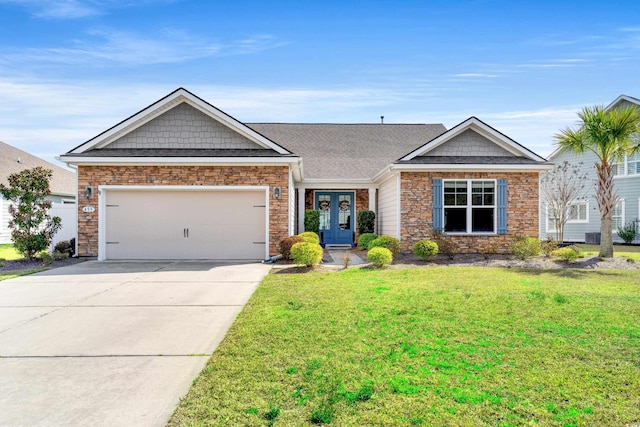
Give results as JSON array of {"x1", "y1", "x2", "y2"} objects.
[{"x1": 1, "y1": 0, "x2": 639, "y2": 168}]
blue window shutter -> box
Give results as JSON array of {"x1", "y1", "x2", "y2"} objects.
[
  {"x1": 497, "y1": 179, "x2": 507, "y2": 234},
  {"x1": 433, "y1": 179, "x2": 443, "y2": 233}
]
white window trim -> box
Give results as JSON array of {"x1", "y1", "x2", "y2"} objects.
[
  {"x1": 443, "y1": 179, "x2": 497, "y2": 235},
  {"x1": 612, "y1": 199, "x2": 625, "y2": 233},
  {"x1": 566, "y1": 200, "x2": 589, "y2": 224}
]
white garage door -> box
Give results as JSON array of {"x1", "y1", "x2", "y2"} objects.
[{"x1": 104, "y1": 189, "x2": 266, "y2": 260}]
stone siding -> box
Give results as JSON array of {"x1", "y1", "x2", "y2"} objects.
[
  {"x1": 428, "y1": 129, "x2": 513, "y2": 157},
  {"x1": 109, "y1": 103, "x2": 259, "y2": 150},
  {"x1": 400, "y1": 171, "x2": 539, "y2": 253},
  {"x1": 77, "y1": 165, "x2": 289, "y2": 257}
]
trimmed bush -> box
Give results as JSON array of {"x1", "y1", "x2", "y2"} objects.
[
  {"x1": 358, "y1": 233, "x2": 378, "y2": 250},
  {"x1": 54, "y1": 239, "x2": 75, "y2": 257},
  {"x1": 299, "y1": 231, "x2": 320, "y2": 244},
  {"x1": 618, "y1": 221, "x2": 638, "y2": 244},
  {"x1": 553, "y1": 246, "x2": 580, "y2": 263},
  {"x1": 304, "y1": 210, "x2": 320, "y2": 235},
  {"x1": 414, "y1": 240, "x2": 438, "y2": 261},
  {"x1": 511, "y1": 235, "x2": 541, "y2": 260},
  {"x1": 540, "y1": 238, "x2": 559, "y2": 257},
  {"x1": 433, "y1": 233, "x2": 458, "y2": 260},
  {"x1": 368, "y1": 235, "x2": 400, "y2": 255},
  {"x1": 290, "y1": 242, "x2": 323, "y2": 267},
  {"x1": 357, "y1": 210, "x2": 376, "y2": 234},
  {"x1": 279, "y1": 235, "x2": 305, "y2": 260},
  {"x1": 367, "y1": 247, "x2": 393, "y2": 268}
]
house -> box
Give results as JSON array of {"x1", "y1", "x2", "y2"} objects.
[
  {"x1": 59, "y1": 88, "x2": 552, "y2": 261},
  {"x1": 539, "y1": 95, "x2": 640, "y2": 244},
  {"x1": 1, "y1": 141, "x2": 76, "y2": 245}
]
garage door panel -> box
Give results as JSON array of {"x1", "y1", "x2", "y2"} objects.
[{"x1": 104, "y1": 190, "x2": 266, "y2": 260}]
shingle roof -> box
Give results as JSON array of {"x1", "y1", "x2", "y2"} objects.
[
  {"x1": 399, "y1": 156, "x2": 548, "y2": 165},
  {"x1": 0, "y1": 141, "x2": 75, "y2": 197},
  {"x1": 247, "y1": 123, "x2": 446, "y2": 180},
  {"x1": 76, "y1": 148, "x2": 295, "y2": 157}
]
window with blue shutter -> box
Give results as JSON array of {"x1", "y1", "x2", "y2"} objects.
[
  {"x1": 432, "y1": 179, "x2": 443, "y2": 233},
  {"x1": 497, "y1": 179, "x2": 507, "y2": 234}
]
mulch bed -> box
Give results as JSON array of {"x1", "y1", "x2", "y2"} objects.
[{"x1": 0, "y1": 257, "x2": 87, "y2": 272}]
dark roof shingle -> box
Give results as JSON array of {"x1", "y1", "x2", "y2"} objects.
[{"x1": 247, "y1": 123, "x2": 446, "y2": 180}]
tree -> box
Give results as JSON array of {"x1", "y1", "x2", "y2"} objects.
[
  {"x1": 540, "y1": 161, "x2": 589, "y2": 243},
  {"x1": 554, "y1": 105, "x2": 640, "y2": 257},
  {"x1": 0, "y1": 166, "x2": 62, "y2": 260}
]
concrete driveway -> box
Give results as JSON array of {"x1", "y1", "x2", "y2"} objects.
[{"x1": 0, "y1": 260, "x2": 271, "y2": 426}]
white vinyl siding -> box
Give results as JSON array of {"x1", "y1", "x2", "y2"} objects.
[{"x1": 378, "y1": 173, "x2": 399, "y2": 239}]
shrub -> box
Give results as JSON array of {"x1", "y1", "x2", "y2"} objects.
[
  {"x1": 368, "y1": 235, "x2": 400, "y2": 255},
  {"x1": 39, "y1": 252, "x2": 53, "y2": 265},
  {"x1": 357, "y1": 210, "x2": 376, "y2": 234},
  {"x1": 279, "y1": 235, "x2": 305, "y2": 260},
  {"x1": 540, "y1": 237, "x2": 559, "y2": 257},
  {"x1": 290, "y1": 242, "x2": 323, "y2": 267},
  {"x1": 54, "y1": 240, "x2": 75, "y2": 257},
  {"x1": 553, "y1": 246, "x2": 580, "y2": 264},
  {"x1": 511, "y1": 235, "x2": 541, "y2": 260},
  {"x1": 51, "y1": 250, "x2": 69, "y2": 261},
  {"x1": 304, "y1": 210, "x2": 320, "y2": 235},
  {"x1": 478, "y1": 242, "x2": 501, "y2": 260},
  {"x1": 358, "y1": 233, "x2": 378, "y2": 250},
  {"x1": 433, "y1": 233, "x2": 458, "y2": 260},
  {"x1": 617, "y1": 221, "x2": 638, "y2": 244},
  {"x1": 367, "y1": 247, "x2": 393, "y2": 268},
  {"x1": 299, "y1": 231, "x2": 320, "y2": 244},
  {"x1": 414, "y1": 240, "x2": 438, "y2": 261}
]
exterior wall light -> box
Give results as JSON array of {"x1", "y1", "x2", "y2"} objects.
[
  {"x1": 273, "y1": 187, "x2": 281, "y2": 199},
  {"x1": 85, "y1": 186, "x2": 93, "y2": 199}
]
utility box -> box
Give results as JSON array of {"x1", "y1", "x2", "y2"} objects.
[{"x1": 585, "y1": 232, "x2": 601, "y2": 245}]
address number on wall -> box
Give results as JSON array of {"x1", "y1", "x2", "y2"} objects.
[{"x1": 82, "y1": 206, "x2": 95, "y2": 213}]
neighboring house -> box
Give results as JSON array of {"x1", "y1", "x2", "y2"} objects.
[
  {"x1": 540, "y1": 95, "x2": 640, "y2": 244},
  {"x1": 0, "y1": 141, "x2": 77, "y2": 245},
  {"x1": 59, "y1": 88, "x2": 552, "y2": 261}
]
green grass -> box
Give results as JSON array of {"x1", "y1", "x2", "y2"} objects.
[
  {"x1": 169, "y1": 267, "x2": 640, "y2": 426},
  {"x1": 0, "y1": 244, "x2": 23, "y2": 261},
  {"x1": 576, "y1": 243, "x2": 640, "y2": 261},
  {"x1": 0, "y1": 268, "x2": 46, "y2": 281}
]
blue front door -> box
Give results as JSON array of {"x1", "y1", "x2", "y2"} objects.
[{"x1": 316, "y1": 192, "x2": 354, "y2": 245}]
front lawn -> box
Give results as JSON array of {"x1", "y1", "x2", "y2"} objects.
[
  {"x1": 170, "y1": 267, "x2": 640, "y2": 426},
  {"x1": 0, "y1": 244, "x2": 23, "y2": 261},
  {"x1": 576, "y1": 243, "x2": 640, "y2": 261}
]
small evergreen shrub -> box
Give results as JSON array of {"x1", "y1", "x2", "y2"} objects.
[
  {"x1": 511, "y1": 235, "x2": 541, "y2": 260},
  {"x1": 433, "y1": 233, "x2": 458, "y2": 260},
  {"x1": 367, "y1": 247, "x2": 393, "y2": 268},
  {"x1": 552, "y1": 246, "x2": 580, "y2": 263},
  {"x1": 617, "y1": 221, "x2": 638, "y2": 244},
  {"x1": 290, "y1": 242, "x2": 323, "y2": 267},
  {"x1": 414, "y1": 240, "x2": 438, "y2": 261},
  {"x1": 304, "y1": 210, "x2": 320, "y2": 235},
  {"x1": 54, "y1": 239, "x2": 75, "y2": 257},
  {"x1": 51, "y1": 250, "x2": 69, "y2": 261},
  {"x1": 299, "y1": 231, "x2": 320, "y2": 244},
  {"x1": 39, "y1": 252, "x2": 53, "y2": 265},
  {"x1": 358, "y1": 233, "x2": 378, "y2": 250},
  {"x1": 368, "y1": 235, "x2": 400, "y2": 255},
  {"x1": 357, "y1": 210, "x2": 376, "y2": 234},
  {"x1": 279, "y1": 235, "x2": 305, "y2": 260},
  {"x1": 540, "y1": 237, "x2": 559, "y2": 257},
  {"x1": 478, "y1": 241, "x2": 501, "y2": 260}
]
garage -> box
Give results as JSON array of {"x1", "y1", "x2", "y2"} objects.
[{"x1": 102, "y1": 188, "x2": 267, "y2": 260}]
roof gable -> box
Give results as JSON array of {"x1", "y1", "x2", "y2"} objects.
[
  {"x1": 400, "y1": 117, "x2": 547, "y2": 162},
  {"x1": 67, "y1": 88, "x2": 291, "y2": 155},
  {"x1": 606, "y1": 94, "x2": 640, "y2": 111}
]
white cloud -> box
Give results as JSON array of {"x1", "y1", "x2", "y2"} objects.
[{"x1": 0, "y1": 29, "x2": 288, "y2": 67}]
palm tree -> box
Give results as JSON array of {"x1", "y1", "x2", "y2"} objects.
[{"x1": 554, "y1": 105, "x2": 640, "y2": 257}]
